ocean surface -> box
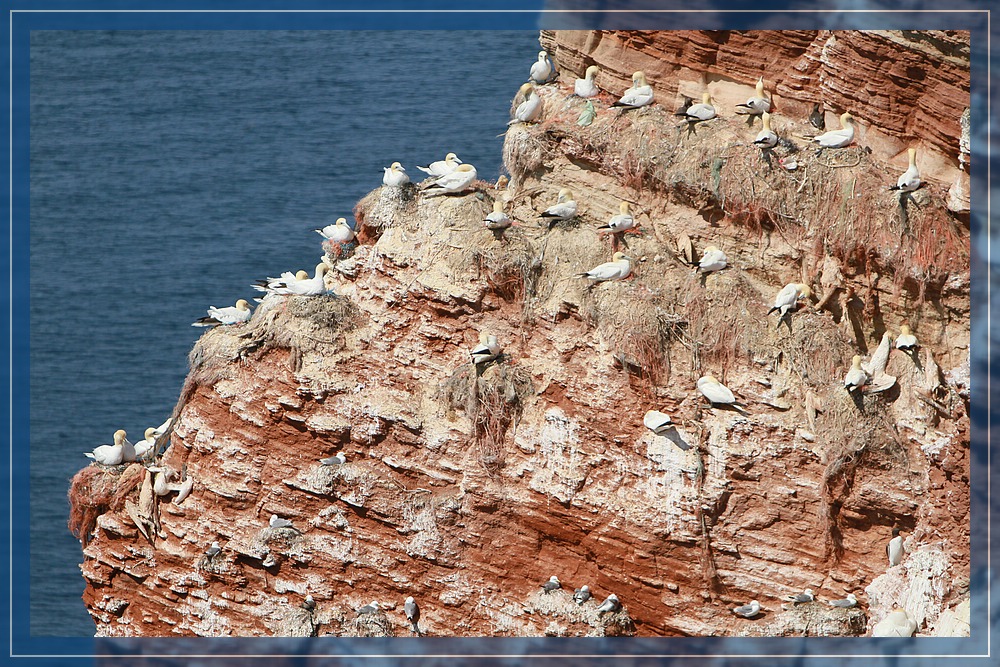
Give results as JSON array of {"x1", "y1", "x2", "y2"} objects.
[{"x1": 29, "y1": 29, "x2": 540, "y2": 637}]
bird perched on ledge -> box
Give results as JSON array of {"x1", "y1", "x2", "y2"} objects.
[
  {"x1": 889, "y1": 148, "x2": 921, "y2": 193},
  {"x1": 509, "y1": 83, "x2": 542, "y2": 125},
  {"x1": 422, "y1": 163, "x2": 478, "y2": 196},
  {"x1": 612, "y1": 71, "x2": 654, "y2": 110},
  {"x1": 192, "y1": 299, "x2": 252, "y2": 327},
  {"x1": 540, "y1": 575, "x2": 561, "y2": 593},
  {"x1": 417, "y1": 152, "x2": 462, "y2": 177},
  {"x1": 732, "y1": 600, "x2": 761, "y2": 618},
  {"x1": 579, "y1": 252, "x2": 632, "y2": 283},
  {"x1": 574, "y1": 65, "x2": 600, "y2": 98},
  {"x1": 470, "y1": 331, "x2": 502, "y2": 366}
]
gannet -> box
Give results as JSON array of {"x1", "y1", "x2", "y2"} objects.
[
  {"x1": 612, "y1": 71, "x2": 654, "y2": 109},
  {"x1": 573, "y1": 586, "x2": 592, "y2": 604},
  {"x1": 85, "y1": 429, "x2": 129, "y2": 465},
  {"x1": 872, "y1": 608, "x2": 917, "y2": 637},
  {"x1": 152, "y1": 417, "x2": 172, "y2": 438},
  {"x1": 753, "y1": 112, "x2": 778, "y2": 149},
  {"x1": 132, "y1": 427, "x2": 159, "y2": 461},
  {"x1": 698, "y1": 246, "x2": 728, "y2": 273},
  {"x1": 539, "y1": 188, "x2": 577, "y2": 224},
  {"x1": 895, "y1": 325, "x2": 918, "y2": 351},
  {"x1": 192, "y1": 299, "x2": 252, "y2": 327},
  {"x1": 205, "y1": 541, "x2": 222, "y2": 558},
  {"x1": 540, "y1": 575, "x2": 561, "y2": 593},
  {"x1": 423, "y1": 163, "x2": 477, "y2": 195},
  {"x1": 252, "y1": 269, "x2": 310, "y2": 296},
  {"x1": 382, "y1": 161, "x2": 410, "y2": 187},
  {"x1": 697, "y1": 375, "x2": 744, "y2": 409},
  {"x1": 596, "y1": 593, "x2": 621, "y2": 615},
  {"x1": 173, "y1": 473, "x2": 194, "y2": 504},
  {"x1": 887, "y1": 526, "x2": 904, "y2": 566},
  {"x1": 828, "y1": 593, "x2": 859, "y2": 608},
  {"x1": 269, "y1": 514, "x2": 293, "y2": 529},
  {"x1": 767, "y1": 283, "x2": 811, "y2": 317},
  {"x1": 579, "y1": 252, "x2": 632, "y2": 282},
  {"x1": 483, "y1": 200, "x2": 513, "y2": 231},
  {"x1": 266, "y1": 263, "x2": 329, "y2": 296},
  {"x1": 677, "y1": 91, "x2": 716, "y2": 123},
  {"x1": 417, "y1": 152, "x2": 462, "y2": 177},
  {"x1": 735, "y1": 76, "x2": 771, "y2": 117},
  {"x1": 152, "y1": 469, "x2": 171, "y2": 496},
  {"x1": 509, "y1": 82, "x2": 542, "y2": 125},
  {"x1": 809, "y1": 102, "x2": 826, "y2": 130},
  {"x1": 357, "y1": 601, "x2": 380, "y2": 616},
  {"x1": 405, "y1": 596, "x2": 420, "y2": 634},
  {"x1": 596, "y1": 201, "x2": 636, "y2": 234},
  {"x1": 574, "y1": 65, "x2": 600, "y2": 98},
  {"x1": 732, "y1": 600, "x2": 761, "y2": 618},
  {"x1": 470, "y1": 331, "x2": 502, "y2": 366},
  {"x1": 889, "y1": 148, "x2": 921, "y2": 192},
  {"x1": 643, "y1": 410, "x2": 673, "y2": 436},
  {"x1": 529, "y1": 50, "x2": 555, "y2": 84},
  {"x1": 844, "y1": 355, "x2": 869, "y2": 392},
  {"x1": 784, "y1": 589, "x2": 815, "y2": 604},
  {"x1": 320, "y1": 453, "x2": 347, "y2": 466},
  {"x1": 810, "y1": 112, "x2": 855, "y2": 148},
  {"x1": 315, "y1": 218, "x2": 356, "y2": 244}
]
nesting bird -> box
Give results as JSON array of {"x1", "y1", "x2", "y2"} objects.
[
  {"x1": 732, "y1": 600, "x2": 761, "y2": 618},
  {"x1": 753, "y1": 112, "x2": 778, "y2": 149},
  {"x1": 810, "y1": 112, "x2": 856, "y2": 148},
  {"x1": 320, "y1": 453, "x2": 347, "y2": 466},
  {"x1": 767, "y1": 283, "x2": 811, "y2": 319},
  {"x1": 872, "y1": 608, "x2": 917, "y2": 637},
  {"x1": 301, "y1": 595, "x2": 316, "y2": 612},
  {"x1": 844, "y1": 355, "x2": 869, "y2": 393},
  {"x1": 357, "y1": 601, "x2": 380, "y2": 616},
  {"x1": 828, "y1": 593, "x2": 859, "y2": 608},
  {"x1": 382, "y1": 161, "x2": 410, "y2": 187},
  {"x1": 677, "y1": 91, "x2": 716, "y2": 124},
  {"x1": 205, "y1": 541, "x2": 222, "y2": 559},
  {"x1": 265, "y1": 263, "x2": 329, "y2": 297},
  {"x1": 540, "y1": 575, "x2": 562, "y2": 594},
  {"x1": 579, "y1": 252, "x2": 632, "y2": 283},
  {"x1": 697, "y1": 245, "x2": 728, "y2": 273},
  {"x1": 574, "y1": 65, "x2": 600, "y2": 98},
  {"x1": 895, "y1": 325, "x2": 918, "y2": 351},
  {"x1": 315, "y1": 217, "x2": 356, "y2": 244},
  {"x1": 596, "y1": 593, "x2": 621, "y2": 615},
  {"x1": 509, "y1": 83, "x2": 542, "y2": 125},
  {"x1": 612, "y1": 71, "x2": 654, "y2": 110},
  {"x1": 887, "y1": 526, "x2": 904, "y2": 566},
  {"x1": 192, "y1": 299, "x2": 252, "y2": 327},
  {"x1": 735, "y1": 76, "x2": 771, "y2": 122},
  {"x1": 642, "y1": 410, "x2": 673, "y2": 436},
  {"x1": 529, "y1": 50, "x2": 555, "y2": 84},
  {"x1": 483, "y1": 200, "x2": 513, "y2": 231},
  {"x1": 573, "y1": 586, "x2": 592, "y2": 605},
  {"x1": 470, "y1": 331, "x2": 502, "y2": 366},
  {"x1": 890, "y1": 148, "x2": 921, "y2": 192},
  {"x1": 85, "y1": 429, "x2": 130, "y2": 466},
  {"x1": 131, "y1": 427, "x2": 158, "y2": 461},
  {"x1": 784, "y1": 589, "x2": 815, "y2": 604},
  {"x1": 417, "y1": 152, "x2": 462, "y2": 177},
  {"x1": 697, "y1": 375, "x2": 746, "y2": 412},
  {"x1": 596, "y1": 201, "x2": 636, "y2": 235},
  {"x1": 422, "y1": 163, "x2": 478, "y2": 196},
  {"x1": 539, "y1": 188, "x2": 578, "y2": 226},
  {"x1": 269, "y1": 514, "x2": 294, "y2": 530}
]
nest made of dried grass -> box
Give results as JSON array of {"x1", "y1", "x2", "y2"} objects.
[{"x1": 68, "y1": 463, "x2": 144, "y2": 545}]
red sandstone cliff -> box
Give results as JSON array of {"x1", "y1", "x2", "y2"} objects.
[{"x1": 70, "y1": 30, "x2": 970, "y2": 639}]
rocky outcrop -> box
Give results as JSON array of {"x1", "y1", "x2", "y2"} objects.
[{"x1": 71, "y1": 30, "x2": 969, "y2": 638}]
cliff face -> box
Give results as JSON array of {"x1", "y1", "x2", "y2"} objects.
[{"x1": 70, "y1": 30, "x2": 970, "y2": 638}]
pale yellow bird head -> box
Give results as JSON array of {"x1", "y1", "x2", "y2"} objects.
[
  {"x1": 619, "y1": 201, "x2": 630, "y2": 214},
  {"x1": 492, "y1": 200, "x2": 504, "y2": 213},
  {"x1": 518, "y1": 82, "x2": 535, "y2": 98},
  {"x1": 445, "y1": 152, "x2": 460, "y2": 163},
  {"x1": 632, "y1": 71, "x2": 647, "y2": 86},
  {"x1": 702, "y1": 92, "x2": 712, "y2": 105},
  {"x1": 907, "y1": 147, "x2": 917, "y2": 164},
  {"x1": 851, "y1": 355, "x2": 862, "y2": 368},
  {"x1": 537, "y1": 50, "x2": 548, "y2": 60},
  {"x1": 335, "y1": 217, "x2": 348, "y2": 226},
  {"x1": 612, "y1": 252, "x2": 630, "y2": 261},
  {"x1": 144, "y1": 427, "x2": 157, "y2": 440},
  {"x1": 761, "y1": 111, "x2": 772, "y2": 131},
  {"x1": 478, "y1": 331, "x2": 491, "y2": 344},
  {"x1": 235, "y1": 299, "x2": 250, "y2": 310},
  {"x1": 557, "y1": 188, "x2": 573, "y2": 202},
  {"x1": 755, "y1": 76, "x2": 765, "y2": 95},
  {"x1": 704, "y1": 245, "x2": 720, "y2": 253},
  {"x1": 113, "y1": 429, "x2": 127, "y2": 444},
  {"x1": 586, "y1": 65, "x2": 600, "y2": 79},
  {"x1": 315, "y1": 263, "x2": 329, "y2": 275},
  {"x1": 454, "y1": 164, "x2": 475, "y2": 173},
  {"x1": 841, "y1": 112, "x2": 854, "y2": 126},
  {"x1": 295, "y1": 270, "x2": 309, "y2": 280},
  {"x1": 900, "y1": 324, "x2": 911, "y2": 335},
  {"x1": 797, "y1": 284, "x2": 812, "y2": 298},
  {"x1": 390, "y1": 161, "x2": 404, "y2": 171},
  {"x1": 703, "y1": 374, "x2": 718, "y2": 384}
]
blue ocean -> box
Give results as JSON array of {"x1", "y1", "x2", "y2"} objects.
[{"x1": 29, "y1": 29, "x2": 541, "y2": 636}]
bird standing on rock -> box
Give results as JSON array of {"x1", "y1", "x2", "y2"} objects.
[
  {"x1": 85, "y1": 429, "x2": 130, "y2": 465},
  {"x1": 470, "y1": 331, "x2": 502, "y2": 366},
  {"x1": 596, "y1": 593, "x2": 621, "y2": 615},
  {"x1": 484, "y1": 200, "x2": 513, "y2": 231},
  {"x1": 887, "y1": 526, "x2": 905, "y2": 566},
  {"x1": 753, "y1": 112, "x2": 778, "y2": 149},
  {"x1": 529, "y1": 50, "x2": 555, "y2": 84},
  {"x1": 767, "y1": 283, "x2": 811, "y2": 320},
  {"x1": 540, "y1": 575, "x2": 561, "y2": 593},
  {"x1": 382, "y1": 161, "x2": 409, "y2": 187},
  {"x1": 573, "y1": 586, "x2": 592, "y2": 604},
  {"x1": 596, "y1": 201, "x2": 637, "y2": 235},
  {"x1": 539, "y1": 188, "x2": 578, "y2": 226},
  {"x1": 735, "y1": 76, "x2": 771, "y2": 124},
  {"x1": 895, "y1": 325, "x2": 918, "y2": 351},
  {"x1": 509, "y1": 83, "x2": 542, "y2": 125},
  {"x1": 574, "y1": 65, "x2": 600, "y2": 98},
  {"x1": 889, "y1": 148, "x2": 921, "y2": 192},
  {"x1": 844, "y1": 355, "x2": 869, "y2": 393},
  {"x1": 732, "y1": 600, "x2": 761, "y2": 618},
  {"x1": 404, "y1": 596, "x2": 421, "y2": 635}
]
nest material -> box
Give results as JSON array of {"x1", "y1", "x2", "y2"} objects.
[
  {"x1": 349, "y1": 611, "x2": 395, "y2": 637},
  {"x1": 470, "y1": 226, "x2": 543, "y2": 305},
  {"x1": 68, "y1": 463, "x2": 145, "y2": 545}
]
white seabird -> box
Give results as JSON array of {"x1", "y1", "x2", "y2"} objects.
[
  {"x1": 382, "y1": 161, "x2": 410, "y2": 187},
  {"x1": 872, "y1": 608, "x2": 917, "y2": 637},
  {"x1": 151, "y1": 469, "x2": 172, "y2": 496},
  {"x1": 252, "y1": 269, "x2": 311, "y2": 297},
  {"x1": 509, "y1": 83, "x2": 542, "y2": 125},
  {"x1": 205, "y1": 541, "x2": 222, "y2": 558},
  {"x1": 612, "y1": 71, "x2": 654, "y2": 110},
  {"x1": 784, "y1": 589, "x2": 815, "y2": 604},
  {"x1": 596, "y1": 593, "x2": 621, "y2": 615},
  {"x1": 320, "y1": 453, "x2": 347, "y2": 466},
  {"x1": 132, "y1": 427, "x2": 160, "y2": 461},
  {"x1": 573, "y1": 586, "x2": 592, "y2": 604},
  {"x1": 767, "y1": 283, "x2": 811, "y2": 317},
  {"x1": 732, "y1": 600, "x2": 761, "y2": 618},
  {"x1": 315, "y1": 218, "x2": 356, "y2": 244},
  {"x1": 470, "y1": 331, "x2": 502, "y2": 366},
  {"x1": 697, "y1": 246, "x2": 728, "y2": 273},
  {"x1": 269, "y1": 263, "x2": 329, "y2": 297},
  {"x1": 85, "y1": 429, "x2": 129, "y2": 466},
  {"x1": 810, "y1": 112, "x2": 856, "y2": 148},
  {"x1": 844, "y1": 355, "x2": 869, "y2": 392},
  {"x1": 539, "y1": 188, "x2": 578, "y2": 225},
  {"x1": 677, "y1": 91, "x2": 717, "y2": 123},
  {"x1": 173, "y1": 473, "x2": 194, "y2": 504},
  {"x1": 540, "y1": 575, "x2": 561, "y2": 593},
  {"x1": 529, "y1": 50, "x2": 555, "y2": 84},
  {"x1": 574, "y1": 65, "x2": 600, "y2": 98},
  {"x1": 643, "y1": 410, "x2": 673, "y2": 435},
  {"x1": 417, "y1": 152, "x2": 462, "y2": 177},
  {"x1": 192, "y1": 299, "x2": 253, "y2": 327},
  {"x1": 890, "y1": 148, "x2": 921, "y2": 192},
  {"x1": 895, "y1": 325, "x2": 918, "y2": 351},
  {"x1": 152, "y1": 417, "x2": 172, "y2": 438},
  {"x1": 697, "y1": 375, "x2": 744, "y2": 410},
  {"x1": 887, "y1": 526, "x2": 904, "y2": 566},
  {"x1": 735, "y1": 76, "x2": 771, "y2": 117},
  {"x1": 422, "y1": 163, "x2": 478, "y2": 196},
  {"x1": 302, "y1": 594, "x2": 316, "y2": 612},
  {"x1": 357, "y1": 601, "x2": 380, "y2": 616},
  {"x1": 484, "y1": 200, "x2": 513, "y2": 231},
  {"x1": 596, "y1": 201, "x2": 636, "y2": 234},
  {"x1": 828, "y1": 593, "x2": 858, "y2": 608},
  {"x1": 404, "y1": 596, "x2": 420, "y2": 634},
  {"x1": 753, "y1": 112, "x2": 778, "y2": 149},
  {"x1": 269, "y1": 514, "x2": 294, "y2": 529},
  {"x1": 579, "y1": 252, "x2": 632, "y2": 283}
]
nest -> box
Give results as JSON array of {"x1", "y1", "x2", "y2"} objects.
[
  {"x1": 353, "y1": 183, "x2": 419, "y2": 240},
  {"x1": 68, "y1": 463, "x2": 144, "y2": 545},
  {"x1": 470, "y1": 224, "x2": 543, "y2": 305},
  {"x1": 440, "y1": 360, "x2": 534, "y2": 474},
  {"x1": 349, "y1": 611, "x2": 395, "y2": 637}
]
